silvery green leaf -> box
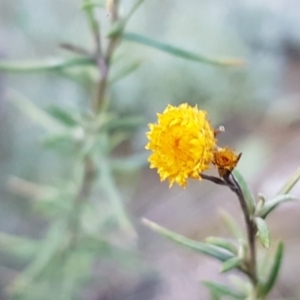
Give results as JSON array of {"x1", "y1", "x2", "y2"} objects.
[
  {"x1": 46, "y1": 106, "x2": 79, "y2": 127},
  {"x1": 205, "y1": 237, "x2": 237, "y2": 255},
  {"x1": 143, "y1": 219, "x2": 233, "y2": 262},
  {"x1": 0, "y1": 57, "x2": 94, "y2": 73},
  {"x1": 276, "y1": 167, "x2": 300, "y2": 195},
  {"x1": 259, "y1": 242, "x2": 284, "y2": 297},
  {"x1": 232, "y1": 170, "x2": 256, "y2": 214},
  {"x1": 123, "y1": 32, "x2": 244, "y2": 66},
  {"x1": 220, "y1": 257, "x2": 243, "y2": 273},
  {"x1": 202, "y1": 281, "x2": 245, "y2": 299},
  {"x1": 259, "y1": 194, "x2": 297, "y2": 219},
  {"x1": 255, "y1": 217, "x2": 270, "y2": 249}
]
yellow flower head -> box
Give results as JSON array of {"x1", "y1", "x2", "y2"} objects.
[
  {"x1": 145, "y1": 103, "x2": 216, "y2": 187},
  {"x1": 213, "y1": 146, "x2": 241, "y2": 177}
]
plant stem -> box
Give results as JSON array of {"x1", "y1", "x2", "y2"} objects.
[
  {"x1": 202, "y1": 173, "x2": 258, "y2": 287},
  {"x1": 223, "y1": 173, "x2": 257, "y2": 285},
  {"x1": 93, "y1": 0, "x2": 120, "y2": 112},
  {"x1": 69, "y1": 0, "x2": 121, "y2": 242}
]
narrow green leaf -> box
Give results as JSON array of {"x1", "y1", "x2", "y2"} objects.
[
  {"x1": 98, "y1": 154, "x2": 136, "y2": 238},
  {"x1": 110, "y1": 152, "x2": 148, "y2": 171},
  {"x1": 259, "y1": 242, "x2": 284, "y2": 297},
  {"x1": 124, "y1": 0, "x2": 146, "y2": 23},
  {"x1": 107, "y1": 0, "x2": 145, "y2": 37},
  {"x1": 101, "y1": 115, "x2": 144, "y2": 131},
  {"x1": 123, "y1": 32, "x2": 244, "y2": 67},
  {"x1": 259, "y1": 194, "x2": 297, "y2": 219},
  {"x1": 209, "y1": 291, "x2": 220, "y2": 300},
  {"x1": 0, "y1": 57, "x2": 94, "y2": 73},
  {"x1": 202, "y1": 281, "x2": 245, "y2": 299},
  {"x1": 107, "y1": 20, "x2": 125, "y2": 38},
  {"x1": 221, "y1": 257, "x2": 243, "y2": 273},
  {"x1": 232, "y1": 169, "x2": 256, "y2": 215},
  {"x1": 205, "y1": 237, "x2": 237, "y2": 255},
  {"x1": 110, "y1": 60, "x2": 144, "y2": 84},
  {"x1": 9, "y1": 90, "x2": 66, "y2": 133},
  {"x1": 255, "y1": 217, "x2": 270, "y2": 249},
  {"x1": 9, "y1": 221, "x2": 68, "y2": 294},
  {"x1": 229, "y1": 275, "x2": 252, "y2": 296},
  {"x1": 81, "y1": 0, "x2": 105, "y2": 10},
  {"x1": 276, "y1": 167, "x2": 300, "y2": 195},
  {"x1": 79, "y1": 235, "x2": 142, "y2": 270},
  {"x1": 46, "y1": 106, "x2": 78, "y2": 127},
  {"x1": 219, "y1": 209, "x2": 244, "y2": 239},
  {"x1": 0, "y1": 233, "x2": 38, "y2": 261},
  {"x1": 42, "y1": 134, "x2": 75, "y2": 151},
  {"x1": 108, "y1": 132, "x2": 132, "y2": 151},
  {"x1": 143, "y1": 218, "x2": 233, "y2": 262}
]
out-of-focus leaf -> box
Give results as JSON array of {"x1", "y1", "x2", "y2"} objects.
[
  {"x1": 42, "y1": 129, "x2": 84, "y2": 156},
  {"x1": 229, "y1": 275, "x2": 252, "y2": 296},
  {"x1": 98, "y1": 154, "x2": 136, "y2": 238},
  {"x1": 0, "y1": 57, "x2": 94, "y2": 73},
  {"x1": 110, "y1": 60, "x2": 144, "y2": 83},
  {"x1": 259, "y1": 194, "x2": 297, "y2": 219},
  {"x1": 220, "y1": 257, "x2": 243, "y2": 273},
  {"x1": 9, "y1": 221, "x2": 68, "y2": 294},
  {"x1": 0, "y1": 233, "x2": 38, "y2": 261},
  {"x1": 61, "y1": 251, "x2": 93, "y2": 300},
  {"x1": 255, "y1": 217, "x2": 270, "y2": 249},
  {"x1": 108, "y1": 132, "x2": 131, "y2": 152},
  {"x1": 101, "y1": 115, "x2": 144, "y2": 131},
  {"x1": 219, "y1": 209, "x2": 244, "y2": 239},
  {"x1": 46, "y1": 106, "x2": 79, "y2": 127},
  {"x1": 123, "y1": 32, "x2": 244, "y2": 67},
  {"x1": 107, "y1": 0, "x2": 145, "y2": 37},
  {"x1": 78, "y1": 136, "x2": 97, "y2": 159},
  {"x1": 276, "y1": 166, "x2": 300, "y2": 195},
  {"x1": 107, "y1": 20, "x2": 125, "y2": 38},
  {"x1": 79, "y1": 236, "x2": 141, "y2": 270},
  {"x1": 42, "y1": 134, "x2": 75, "y2": 152},
  {"x1": 32, "y1": 190, "x2": 73, "y2": 218},
  {"x1": 205, "y1": 237, "x2": 237, "y2": 255},
  {"x1": 9, "y1": 90, "x2": 66, "y2": 133},
  {"x1": 81, "y1": 0, "x2": 104, "y2": 10},
  {"x1": 202, "y1": 281, "x2": 245, "y2": 299},
  {"x1": 259, "y1": 242, "x2": 284, "y2": 298},
  {"x1": 110, "y1": 152, "x2": 148, "y2": 171},
  {"x1": 126, "y1": 0, "x2": 145, "y2": 20},
  {"x1": 232, "y1": 169, "x2": 256, "y2": 214},
  {"x1": 143, "y1": 218, "x2": 233, "y2": 262}
]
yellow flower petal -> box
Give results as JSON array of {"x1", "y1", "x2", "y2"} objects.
[{"x1": 145, "y1": 103, "x2": 216, "y2": 188}]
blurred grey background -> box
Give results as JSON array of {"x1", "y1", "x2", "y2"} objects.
[{"x1": 0, "y1": 0, "x2": 300, "y2": 299}]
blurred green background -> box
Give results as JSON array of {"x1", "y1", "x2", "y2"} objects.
[{"x1": 0, "y1": 0, "x2": 300, "y2": 299}]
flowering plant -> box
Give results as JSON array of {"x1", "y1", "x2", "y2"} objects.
[{"x1": 144, "y1": 103, "x2": 299, "y2": 299}]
